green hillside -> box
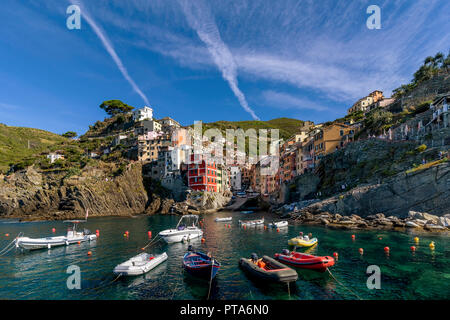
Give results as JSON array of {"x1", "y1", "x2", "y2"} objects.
[
  {"x1": 0, "y1": 124, "x2": 67, "y2": 173},
  {"x1": 195, "y1": 117, "x2": 306, "y2": 140}
]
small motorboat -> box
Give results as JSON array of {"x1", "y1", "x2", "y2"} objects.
[
  {"x1": 113, "y1": 252, "x2": 168, "y2": 276},
  {"x1": 239, "y1": 218, "x2": 264, "y2": 227},
  {"x1": 239, "y1": 253, "x2": 298, "y2": 284},
  {"x1": 274, "y1": 249, "x2": 334, "y2": 272},
  {"x1": 240, "y1": 210, "x2": 254, "y2": 214},
  {"x1": 182, "y1": 246, "x2": 220, "y2": 279},
  {"x1": 215, "y1": 217, "x2": 232, "y2": 222},
  {"x1": 268, "y1": 221, "x2": 288, "y2": 228},
  {"x1": 288, "y1": 236, "x2": 318, "y2": 247},
  {"x1": 15, "y1": 220, "x2": 96, "y2": 250},
  {"x1": 159, "y1": 215, "x2": 203, "y2": 243}
]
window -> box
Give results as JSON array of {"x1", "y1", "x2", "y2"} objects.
[{"x1": 340, "y1": 130, "x2": 344, "y2": 136}]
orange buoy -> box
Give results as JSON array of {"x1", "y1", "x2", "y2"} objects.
[
  {"x1": 264, "y1": 225, "x2": 267, "y2": 230},
  {"x1": 148, "y1": 231, "x2": 152, "y2": 238},
  {"x1": 201, "y1": 238, "x2": 205, "y2": 243},
  {"x1": 410, "y1": 246, "x2": 416, "y2": 252},
  {"x1": 96, "y1": 229, "x2": 99, "y2": 234},
  {"x1": 384, "y1": 246, "x2": 390, "y2": 252},
  {"x1": 228, "y1": 224, "x2": 231, "y2": 228},
  {"x1": 87, "y1": 251, "x2": 92, "y2": 256},
  {"x1": 414, "y1": 237, "x2": 419, "y2": 243},
  {"x1": 277, "y1": 228, "x2": 280, "y2": 233},
  {"x1": 351, "y1": 234, "x2": 356, "y2": 240},
  {"x1": 77, "y1": 241, "x2": 81, "y2": 245},
  {"x1": 333, "y1": 252, "x2": 338, "y2": 260},
  {"x1": 5, "y1": 233, "x2": 9, "y2": 237},
  {"x1": 429, "y1": 242, "x2": 435, "y2": 250},
  {"x1": 52, "y1": 228, "x2": 56, "y2": 233},
  {"x1": 359, "y1": 248, "x2": 364, "y2": 254},
  {"x1": 141, "y1": 247, "x2": 145, "y2": 250}
]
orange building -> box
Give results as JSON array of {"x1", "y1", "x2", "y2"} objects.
[
  {"x1": 313, "y1": 123, "x2": 356, "y2": 162},
  {"x1": 188, "y1": 154, "x2": 218, "y2": 192}
]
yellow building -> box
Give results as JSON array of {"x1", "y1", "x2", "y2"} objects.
[
  {"x1": 313, "y1": 123, "x2": 356, "y2": 162},
  {"x1": 348, "y1": 90, "x2": 384, "y2": 114}
]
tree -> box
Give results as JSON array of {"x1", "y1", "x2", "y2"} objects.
[
  {"x1": 62, "y1": 131, "x2": 77, "y2": 139},
  {"x1": 99, "y1": 100, "x2": 134, "y2": 116}
]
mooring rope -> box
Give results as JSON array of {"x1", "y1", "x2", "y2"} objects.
[
  {"x1": 141, "y1": 235, "x2": 162, "y2": 251},
  {"x1": 326, "y1": 268, "x2": 363, "y2": 300},
  {"x1": 83, "y1": 273, "x2": 122, "y2": 292},
  {"x1": 0, "y1": 232, "x2": 23, "y2": 256},
  {"x1": 207, "y1": 258, "x2": 214, "y2": 300}
]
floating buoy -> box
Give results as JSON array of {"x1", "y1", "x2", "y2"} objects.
[
  {"x1": 87, "y1": 251, "x2": 92, "y2": 256},
  {"x1": 359, "y1": 248, "x2": 364, "y2": 255},
  {"x1": 351, "y1": 234, "x2": 356, "y2": 240},
  {"x1": 141, "y1": 247, "x2": 145, "y2": 250},
  {"x1": 228, "y1": 224, "x2": 231, "y2": 228},
  {"x1": 410, "y1": 246, "x2": 416, "y2": 252},
  {"x1": 243, "y1": 225, "x2": 246, "y2": 229},
  {"x1": 378, "y1": 237, "x2": 382, "y2": 240},
  {"x1": 148, "y1": 231, "x2": 152, "y2": 238},
  {"x1": 299, "y1": 232, "x2": 303, "y2": 236},
  {"x1": 96, "y1": 229, "x2": 99, "y2": 234},
  {"x1": 52, "y1": 228, "x2": 56, "y2": 233},
  {"x1": 333, "y1": 252, "x2": 338, "y2": 260},
  {"x1": 429, "y1": 242, "x2": 435, "y2": 250},
  {"x1": 264, "y1": 225, "x2": 267, "y2": 230},
  {"x1": 123, "y1": 233, "x2": 127, "y2": 237},
  {"x1": 384, "y1": 246, "x2": 390, "y2": 253},
  {"x1": 277, "y1": 228, "x2": 280, "y2": 233},
  {"x1": 414, "y1": 237, "x2": 419, "y2": 243},
  {"x1": 201, "y1": 238, "x2": 205, "y2": 243},
  {"x1": 5, "y1": 233, "x2": 9, "y2": 237},
  {"x1": 77, "y1": 241, "x2": 81, "y2": 245}
]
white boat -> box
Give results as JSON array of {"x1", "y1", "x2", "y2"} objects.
[
  {"x1": 159, "y1": 215, "x2": 203, "y2": 243},
  {"x1": 239, "y1": 218, "x2": 264, "y2": 227},
  {"x1": 15, "y1": 220, "x2": 97, "y2": 250},
  {"x1": 215, "y1": 217, "x2": 232, "y2": 222},
  {"x1": 113, "y1": 252, "x2": 168, "y2": 276},
  {"x1": 268, "y1": 221, "x2": 288, "y2": 228}
]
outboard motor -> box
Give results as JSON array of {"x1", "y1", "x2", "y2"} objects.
[
  {"x1": 84, "y1": 228, "x2": 91, "y2": 235},
  {"x1": 282, "y1": 249, "x2": 290, "y2": 256},
  {"x1": 251, "y1": 253, "x2": 258, "y2": 262},
  {"x1": 187, "y1": 245, "x2": 193, "y2": 252}
]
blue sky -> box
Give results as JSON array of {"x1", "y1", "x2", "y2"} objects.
[{"x1": 0, "y1": 0, "x2": 449, "y2": 135}]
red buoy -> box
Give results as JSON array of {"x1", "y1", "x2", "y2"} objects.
[
  {"x1": 359, "y1": 248, "x2": 364, "y2": 255},
  {"x1": 410, "y1": 246, "x2": 416, "y2": 252},
  {"x1": 87, "y1": 251, "x2": 92, "y2": 256},
  {"x1": 351, "y1": 234, "x2": 356, "y2": 240},
  {"x1": 333, "y1": 252, "x2": 339, "y2": 260},
  {"x1": 201, "y1": 238, "x2": 205, "y2": 243},
  {"x1": 5, "y1": 233, "x2": 9, "y2": 237},
  {"x1": 384, "y1": 246, "x2": 390, "y2": 252},
  {"x1": 52, "y1": 228, "x2": 56, "y2": 233},
  {"x1": 148, "y1": 231, "x2": 152, "y2": 238},
  {"x1": 277, "y1": 228, "x2": 280, "y2": 233}
]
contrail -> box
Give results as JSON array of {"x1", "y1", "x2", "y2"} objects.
[
  {"x1": 69, "y1": 1, "x2": 150, "y2": 106},
  {"x1": 178, "y1": 0, "x2": 260, "y2": 120}
]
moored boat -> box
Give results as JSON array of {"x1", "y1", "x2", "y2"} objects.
[
  {"x1": 240, "y1": 210, "x2": 254, "y2": 214},
  {"x1": 215, "y1": 217, "x2": 232, "y2": 222},
  {"x1": 159, "y1": 215, "x2": 203, "y2": 243},
  {"x1": 239, "y1": 254, "x2": 298, "y2": 283},
  {"x1": 182, "y1": 246, "x2": 220, "y2": 279},
  {"x1": 15, "y1": 220, "x2": 96, "y2": 250},
  {"x1": 239, "y1": 218, "x2": 264, "y2": 227},
  {"x1": 288, "y1": 236, "x2": 318, "y2": 247},
  {"x1": 268, "y1": 221, "x2": 288, "y2": 228},
  {"x1": 113, "y1": 252, "x2": 168, "y2": 276},
  {"x1": 274, "y1": 249, "x2": 334, "y2": 272}
]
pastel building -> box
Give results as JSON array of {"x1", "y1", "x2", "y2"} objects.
[
  {"x1": 133, "y1": 106, "x2": 153, "y2": 122},
  {"x1": 188, "y1": 154, "x2": 218, "y2": 192}
]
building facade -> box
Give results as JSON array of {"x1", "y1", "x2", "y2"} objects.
[{"x1": 132, "y1": 106, "x2": 153, "y2": 122}]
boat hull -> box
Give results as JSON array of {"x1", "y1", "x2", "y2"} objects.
[
  {"x1": 288, "y1": 237, "x2": 318, "y2": 247},
  {"x1": 274, "y1": 252, "x2": 334, "y2": 272},
  {"x1": 159, "y1": 228, "x2": 203, "y2": 243},
  {"x1": 16, "y1": 234, "x2": 97, "y2": 250},
  {"x1": 183, "y1": 252, "x2": 220, "y2": 279},
  {"x1": 239, "y1": 255, "x2": 298, "y2": 283},
  {"x1": 113, "y1": 252, "x2": 168, "y2": 276}
]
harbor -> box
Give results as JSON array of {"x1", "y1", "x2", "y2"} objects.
[{"x1": 0, "y1": 212, "x2": 448, "y2": 300}]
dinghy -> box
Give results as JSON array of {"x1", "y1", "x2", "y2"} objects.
[
  {"x1": 240, "y1": 210, "x2": 254, "y2": 214},
  {"x1": 159, "y1": 215, "x2": 203, "y2": 243},
  {"x1": 15, "y1": 220, "x2": 96, "y2": 250},
  {"x1": 182, "y1": 246, "x2": 220, "y2": 279},
  {"x1": 274, "y1": 249, "x2": 334, "y2": 272},
  {"x1": 288, "y1": 236, "x2": 318, "y2": 247},
  {"x1": 239, "y1": 218, "x2": 264, "y2": 227},
  {"x1": 215, "y1": 217, "x2": 232, "y2": 222},
  {"x1": 239, "y1": 254, "x2": 298, "y2": 284},
  {"x1": 268, "y1": 221, "x2": 288, "y2": 228},
  {"x1": 113, "y1": 252, "x2": 168, "y2": 276}
]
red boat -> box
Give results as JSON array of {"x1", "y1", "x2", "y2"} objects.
[{"x1": 274, "y1": 249, "x2": 335, "y2": 272}]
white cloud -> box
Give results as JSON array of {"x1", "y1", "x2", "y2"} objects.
[
  {"x1": 177, "y1": 0, "x2": 260, "y2": 120},
  {"x1": 261, "y1": 91, "x2": 330, "y2": 112},
  {"x1": 70, "y1": 0, "x2": 150, "y2": 106}
]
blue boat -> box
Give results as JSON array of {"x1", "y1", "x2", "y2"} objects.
[
  {"x1": 182, "y1": 247, "x2": 220, "y2": 279},
  {"x1": 240, "y1": 210, "x2": 254, "y2": 214}
]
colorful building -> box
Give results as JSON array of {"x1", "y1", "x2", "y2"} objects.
[{"x1": 188, "y1": 154, "x2": 218, "y2": 192}]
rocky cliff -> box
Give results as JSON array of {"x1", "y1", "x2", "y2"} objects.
[
  {"x1": 0, "y1": 163, "x2": 150, "y2": 220},
  {"x1": 295, "y1": 162, "x2": 449, "y2": 218}
]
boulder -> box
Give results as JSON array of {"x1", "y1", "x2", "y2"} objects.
[
  {"x1": 437, "y1": 216, "x2": 450, "y2": 227},
  {"x1": 408, "y1": 211, "x2": 439, "y2": 224}
]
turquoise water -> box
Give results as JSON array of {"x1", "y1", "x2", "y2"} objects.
[{"x1": 0, "y1": 212, "x2": 449, "y2": 300}]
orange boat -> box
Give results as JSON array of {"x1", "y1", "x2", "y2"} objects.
[{"x1": 274, "y1": 249, "x2": 335, "y2": 273}]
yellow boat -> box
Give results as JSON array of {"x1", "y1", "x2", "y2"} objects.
[{"x1": 288, "y1": 237, "x2": 318, "y2": 247}]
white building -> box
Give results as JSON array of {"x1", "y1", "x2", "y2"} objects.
[
  {"x1": 133, "y1": 106, "x2": 153, "y2": 122},
  {"x1": 229, "y1": 166, "x2": 242, "y2": 191},
  {"x1": 47, "y1": 152, "x2": 64, "y2": 164}
]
